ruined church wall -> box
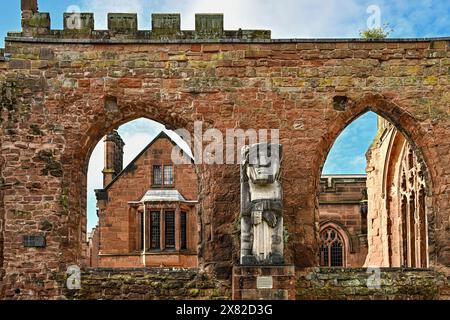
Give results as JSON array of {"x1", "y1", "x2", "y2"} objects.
[
  {"x1": 56, "y1": 267, "x2": 450, "y2": 300},
  {"x1": 60, "y1": 268, "x2": 231, "y2": 300},
  {"x1": 365, "y1": 128, "x2": 396, "y2": 267},
  {"x1": 296, "y1": 268, "x2": 450, "y2": 300},
  {"x1": 1, "y1": 26, "x2": 449, "y2": 297}
]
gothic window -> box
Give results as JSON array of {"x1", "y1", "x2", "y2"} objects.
[
  {"x1": 320, "y1": 227, "x2": 345, "y2": 267},
  {"x1": 398, "y1": 144, "x2": 428, "y2": 268},
  {"x1": 401, "y1": 196, "x2": 408, "y2": 267},
  {"x1": 408, "y1": 192, "x2": 416, "y2": 266},
  {"x1": 418, "y1": 188, "x2": 427, "y2": 268}
]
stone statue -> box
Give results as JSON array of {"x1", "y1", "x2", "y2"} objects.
[{"x1": 240, "y1": 143, "x2": 284, "y2": 265}]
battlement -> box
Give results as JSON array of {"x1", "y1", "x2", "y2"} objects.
[
  {"x1": 0, "y1": 48, "x2": 8, "y2": 65},
  {"x1": 14, "y1": 0, "x2": 271, "y2": 42}
]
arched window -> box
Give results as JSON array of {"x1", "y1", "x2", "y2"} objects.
[
  {"x1": 320, "y1": 227, "x2": 345, "y2": 267},
  {"x1": 398, "y1": 144, "x2": 428, "y2": 268}
]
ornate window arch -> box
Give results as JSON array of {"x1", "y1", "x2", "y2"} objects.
[
  {"x1": 319, "y1": 222, "x2": 349, "y2": 267},
  {"x1": 397, "y1": 143, "x2": 428, "y2": 267}
]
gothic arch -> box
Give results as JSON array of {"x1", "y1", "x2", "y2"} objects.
[
  {"x1": 314, "y1": 93, "x2": 436, "y2": 266},
  {"x1": 60, "y1": 95, "x2": 199, "y2": 266},
  {"x1": 316, "y1": 93, "x2": 433, "y2": 194},
  {"x1": 383, "y1": 129, "x2": 407, "y2": 266},
  {"x1": 319, "y1": 221, "x2": 351, "y2": 267}
]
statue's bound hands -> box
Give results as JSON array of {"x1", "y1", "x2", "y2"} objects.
[
  {"x1": 251, "y1": 211, "x2": 262, "y2": 225},
  {"x1": 263, "y1": 211, "x2": 277, "y2": 228}
]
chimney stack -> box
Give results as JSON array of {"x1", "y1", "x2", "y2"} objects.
[
  {"x1": 102, "y1": 131, "x2": 125, "y2": 187},
  {"x1": 21, "y1": 0, "x2": 38, "y2": 12}
]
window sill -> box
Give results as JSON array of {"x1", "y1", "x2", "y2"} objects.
[
  {"x1": 99, "y1": 250, "x2": 196, "y2": 257},
  {"x1": 151, "y1": 185, "x2": 175, "y2": 189},
  {"x1": 140, "y1": 250, "x2": 195, "y2": 256}
]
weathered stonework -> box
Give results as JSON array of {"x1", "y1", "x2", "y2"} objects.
[
  {"x1": 319, "y1": 175, "x2": 368, "y2": 267},
  {"x1": 0, "y1": 1, "x2": 449, "y2": 299},
  {"x1": 296, "y1": 268, "x2": 450, "y2": 300},
  {"x1": 9, "y1": 6, "x2": 271, "y2": 42},
  {"x1": 366, "y1": 118, "x2": 432, "y2": 268},
  {"x1": 60, "y1": 268, "x2": 231, "y2": 300},
  {"x1": 232, "y1": 266, "x2": 296, "y2": 300},
  {"x1": 63, "y1": 13, "x2": 94, "y2": 37}
]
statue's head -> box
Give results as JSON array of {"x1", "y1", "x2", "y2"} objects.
[{"x1": 244, "y1": 143, "x2": 282, "y2": 185}]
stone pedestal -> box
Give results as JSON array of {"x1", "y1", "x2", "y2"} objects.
[{"x1": 232, "y1": 265, "x2": 296, "y2": 300}]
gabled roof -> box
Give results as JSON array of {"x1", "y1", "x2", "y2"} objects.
[{"x1": 102, "y1": 131, "x2": 194, "y2": 191}]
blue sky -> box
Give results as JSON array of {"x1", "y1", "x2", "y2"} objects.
[
  {"x1": 1, "y1": 1, "x2": 448, "y2": 232},
  {"x1": 1, "y1": 0, "x2": 449, "y2": 47},
  {"x1": 322, "y1": 112, "x2": 378, "y2": 175}
]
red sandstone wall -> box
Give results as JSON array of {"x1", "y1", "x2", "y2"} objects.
[
  {"x1": 319, "y1": 177, "x2": 368, "y2": 267},
  {"x1": 366, "y1": 123, "x2": 430, "y2": 268},
  {"x1": 97, "y1": 136, "x2": 198, "y2": 268},
  {"x1": 319, "y1": 204, "x2": 367, "y2": 267},
  {"x1": 1, "y1": 60, "x2": 8, "y2": 293},
  {"x1": 87, "y1": 227, "x2": 99, "y2": 268},
  {"x1": 1, "y1": 35, "x2": 449, "y2": 297}
]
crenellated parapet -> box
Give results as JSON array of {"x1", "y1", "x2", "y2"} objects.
[{"x1": 14, "y1": 0, "x2": 271, "y2": 42}]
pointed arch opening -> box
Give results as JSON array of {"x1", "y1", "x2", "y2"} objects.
[
  {"x1": 84, "y1": 117, "x2": 198, "y2": 269},
  {"x1": 318, "y1": 104, "x2": 432, "y2": 268}
]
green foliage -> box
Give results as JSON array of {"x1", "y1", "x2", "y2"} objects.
[{"x1": 360, "y1": 23, "x2": 393, "y2": 39}]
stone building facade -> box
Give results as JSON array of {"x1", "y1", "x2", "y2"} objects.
[
  {"x1": 319, "y1": 175, "x2": 368, "y2": 267},
  {"x1": 0, "y1": 0, "x2": 449, "y2": 299},
  {"x1": 94, "y1": 131, "x2": 198, "y2": 268}
]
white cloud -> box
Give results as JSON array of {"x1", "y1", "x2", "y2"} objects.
[
  {"x1": 77, "y1": 0, "x2": 450, "y2": 38},
  {"x1": 81, "y1": 0, "x2": 369, "y2": 37},
  {"x1": 351, "y1": 155, "x2": 367, "y2": 167},
  {"x1": 80, "y1": 0, "x2": 155, "y2": 29}
]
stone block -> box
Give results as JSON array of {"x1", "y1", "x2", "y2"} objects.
[
  {"x1": 195, "y1": 14, "x2": 224, "y2": 38},
  {"x1": 21, "y1": 0, "x2": 38, "y2": 12},
  {"x1": 108, "y1": 13, "x2": 138, "y2": 34},
  {"x1": 22, "y1": 12, "x2": 51, "y2": 35},
  {"x1": 240, "y1": 30, "x2": 271, "y2": 40},
  {"x1": 151, "y1": 13, "x2": 180, "y2": 38},
  {"x1": 232, "y1": 266, "x2": 296, "y2": 300},
  {"x1": 63, "y1": 13, "x2": 94, "y2": 33}
]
